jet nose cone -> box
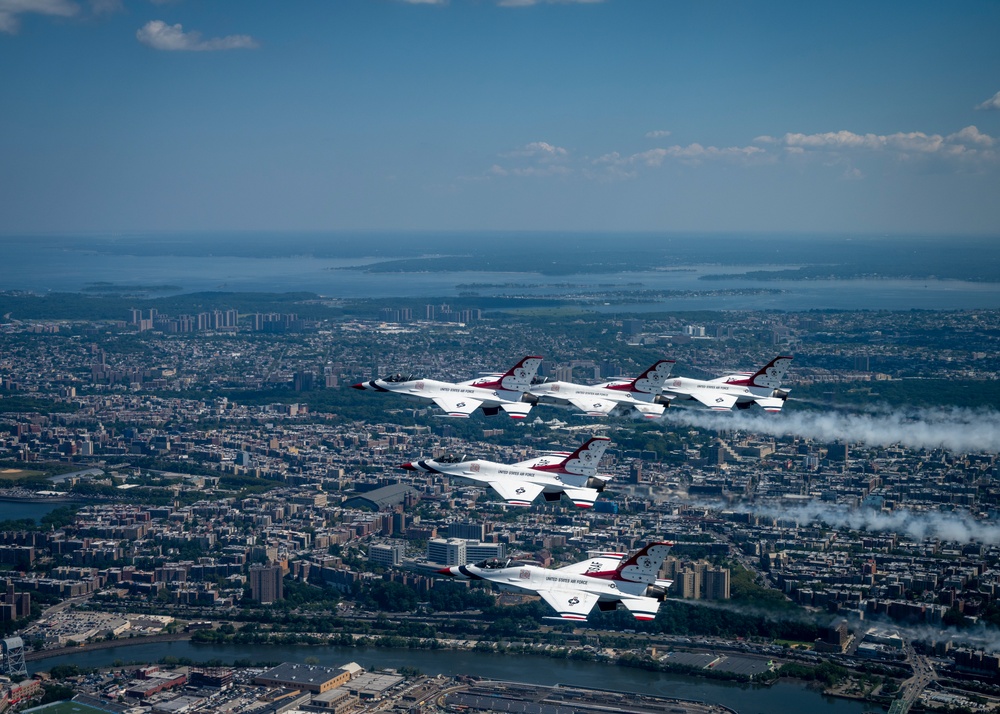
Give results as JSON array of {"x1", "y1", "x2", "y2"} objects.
[
  {"x1": 400, "y1": 463, "x2": 415, "y2": 471},
  {"x1": 436, "y1": 567, "x2": 456, "y2": 576},
  {"x1": 351, "y1": 382, "x2": 367, "y2": 390}
]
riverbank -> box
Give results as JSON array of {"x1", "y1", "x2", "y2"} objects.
[
  {"x1": 25, "y1": 632, "x2": 192, "y2": 662},
  {"x1": 28, "y1": 639, "x2": 882, "y2": 714},
  {"x1": 26, "y1": 630, "x2": 891, "y2": 714}
]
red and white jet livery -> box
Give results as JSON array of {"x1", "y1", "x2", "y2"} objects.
[
  {"x1": 661, "y1": 355, "x2": 793, "y2": 412},
  {"x1": 437, "y1": 541, "x2": 674, "y2": 622},
  {"x1": 402, "y1": 436, "x2": 612, "y2": 508},
  {"x1": 352, "y1": 356, "x2": 542, "y2": 419},
  {"x1": 526, "y1": 360, "x2": 675, "y2": 419}
]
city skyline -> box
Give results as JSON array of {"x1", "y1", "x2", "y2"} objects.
[{"x1": 1, "y1": 0, "x2": 999, "y2": 236}]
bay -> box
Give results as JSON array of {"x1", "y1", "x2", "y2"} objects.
[{"x1": 2, "y1": 234, "x2": 999, "y2": 310}]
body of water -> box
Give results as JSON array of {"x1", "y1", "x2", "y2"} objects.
[
  {"x1": 36, "y1": 641, "x2": 880, "y2": 714},
  {"x1": 2, "y1": 236, "x2": 999, "y2": 310},
  {"x1": 0, "y1": 500, "x2": 68, "y2": 523}
]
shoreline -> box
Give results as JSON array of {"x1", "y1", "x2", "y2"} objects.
[{"x1": 25, "y1": 630, "x2": 870, "y2": 706}]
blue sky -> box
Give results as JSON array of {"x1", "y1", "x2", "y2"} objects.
[{"x1": 1, "y1": 0, "x2": 999, "y2": 235}]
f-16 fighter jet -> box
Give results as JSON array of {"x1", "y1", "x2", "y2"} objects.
[
  {"x1": 437, "y1": 541, "x2": 674, "y2": 622},
  {"x1": 402, "y1": 436, "x2": 612, "y2": 508},
  {"x1": 526, "y1": 360, "x2": 674, "y2": 419},
  {"x1": 660, "y1": 355, "x2": 793, "y2": 412},
  {"x1": 352, "y1": 356, "x2": 542, "y2": 419}
]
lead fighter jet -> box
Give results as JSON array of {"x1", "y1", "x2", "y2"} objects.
[
  {"x1": 437, "y1": 541, "x2": 674, "y2": 622},
  {"x1": 661, "y1": 355, "x2": 793, "y2": 412},
  {"x1": 526, "y1": 360, "x2": 674, "y2": 419},
  {"x1": 402, "y1": 436, "x2": 612, "y2": 508},
  {"x1": 352, "y1": 356, "x2": 542, "y2": 419}
]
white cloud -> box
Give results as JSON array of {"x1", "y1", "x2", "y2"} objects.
[
  {"x1": 491, "y1": 142, "x2": 572, "y2": 178},
  {"x1": 0, "y1": 0, "x2": 78, "y2": 34},
  {"x1": 521, "y1": 141, "x2": 568, "y2": 158},
  {"x1": 486, "y1": 121, "x2": 997, "y2": 183},
  {"x1": 949, "y1": 125, "x2": 994, "y2": 147},
  {"x1": 756, "y1": 125, "x2": 997, "y2": 164},
  {"x1": 602, "y1": 143, "x2": 767, "y2": 168},
  {"x1": 976, "y1": 91, "x2": 1000, "y2": 111},
  {"x1": 490, "y1": 163, "x2": 572, "y2": 177},
  {"x1": 645, "y1": 129, "x2": 671, "y2": 139},
  {"x1": 136, "y1": 19, "x2": 258, "y2": 51}
]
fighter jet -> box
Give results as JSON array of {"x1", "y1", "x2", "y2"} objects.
[
  {"x1": 402, "y1": 436, "x2": 612, "y2": 508},
  {"x1": 352, "y1": 356, "x2": 542, "y2": 419},
  {"x1": 437, "y1": 541, "x2": 674, "y2": 622},
  {"x1": 526, "y1": 360, "x2": 674, "y2": 419},
  {"x1": 660, "y1": 355, "x2": 793, "y2": 412}
]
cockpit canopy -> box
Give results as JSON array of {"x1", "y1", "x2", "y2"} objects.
[
  {"x1": 475, "y1": 557, "x2": 511, "y2": 570},
  {"x1": 435, "y1": 452, "x2": 466, "y2": 464},
  {"x1": 530, "y1": 376, "x2": 555, "y2": 385},
  {"x1": 382, "y1": 373, "x2": 413, "y2": 383}
]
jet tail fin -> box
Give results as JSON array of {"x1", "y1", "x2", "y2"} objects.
[
  {"x1": 605, "y1": 360, "x2": 674, "y2": 394},
  {"x1": 613, "y1": 542, "x2": 673, "y2": 584},
  {"x1": 748, "y1": 355, "x2": 793, "y2": 388},
  {"x1": 531, "y1": 436, "x2": 611, "y2": 477},
  {"x1": 470, "y1": 356, "x2": 543, "y2": 392}
]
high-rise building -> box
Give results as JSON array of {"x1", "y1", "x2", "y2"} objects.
[
  {"x1": 704, "y1": 567, "x2": 731, "y2": 600},
  {"x1": 249, "y1": 565, "x2": 284, "y2": 604},
  {"x1": 465, "y1": 542, "x2": 505, "y2": 563},
  {"x1": 427, "y1": 538, "x2": 466, "y2": 566},
  {"x1": 446, "y1": 522, "x2": 486, "y2": 541},
  {"x1": 827, "y1": 443, "x2": 849, "y2": 461},
  {"x1": 369, "y1": 542, "x2": 407, "y2": 568},
  {"x1": 677, "y1": 570, "x2": 702, "y2": 599}
]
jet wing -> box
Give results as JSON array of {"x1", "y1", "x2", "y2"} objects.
[
  {"x1": 620, "y1": 596, "x2": 660, "y2": 621},
  {"x1": 631, "y1": 403, "x2": 665, "y2": 419},
  {"x1": 566, "y1": 396, "x2": 618, "y2": 417},
  {"x1": 538, "y1": 589, "x2": 600, "y2": 621},
  {"x1": 688, "y1": 391, "x2": 739, "y2": 411},
  {"x1": 431, "y1": 395, "x2": 483, "y2": 418},
  {"x1": 487, "y1": 479, "x2": 545, "y2": 507},
  {"x1": 562, "y1": 487, "x2": 601, "y2": 509},
  {"x1": 512, "y1": 454, "x2": 569, "y2": 469},
  {"x1": 555, "y1": 554, "x2": 624, "y2": 576}
]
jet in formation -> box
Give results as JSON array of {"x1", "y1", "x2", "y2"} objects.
[
  {"x1": 437, "y1": 541, "x2": 674, "y2": 622},
  {"x1": 660, "y1": 355, "x2": 793, "y2": 412},
  {"x1": 401, "y1": 436, "x2": 612, "y2": 508},
  {"x1": 526, "y1": 360, "x2": 674, "y2": 419},
  {"x1": 352, "y1": 356, "x2": 542, "y2": 419}
]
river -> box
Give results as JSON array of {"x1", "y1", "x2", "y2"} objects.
[
  {"x1": 35, "y1": 641, "x2": 880, "y2": 714},
  {"x1": 0, "y1": 500, "x2": 68, "y2": 523}
]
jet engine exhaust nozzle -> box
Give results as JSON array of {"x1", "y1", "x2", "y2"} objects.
[
  {"x1": 773, "y1": 388, "x2": 790, "y2": 401},
  {"x1": 585, "y1": 477, "x2": 607, "y2": 492},
  {"x1": 645, "y1": 584, "x2": 670, "y2": 601}
]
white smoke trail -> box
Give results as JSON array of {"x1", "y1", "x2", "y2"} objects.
[
  {"x1": 734, "y1": 501, "x2": 1000, "y2": 545},
  {"x1": 661, "y1": 406, "x2": 1000, "y2": 454}
]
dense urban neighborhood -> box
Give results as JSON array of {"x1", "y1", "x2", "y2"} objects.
[{"x1": 0, "y1": 296, "x2": 999, "y2": 714}]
